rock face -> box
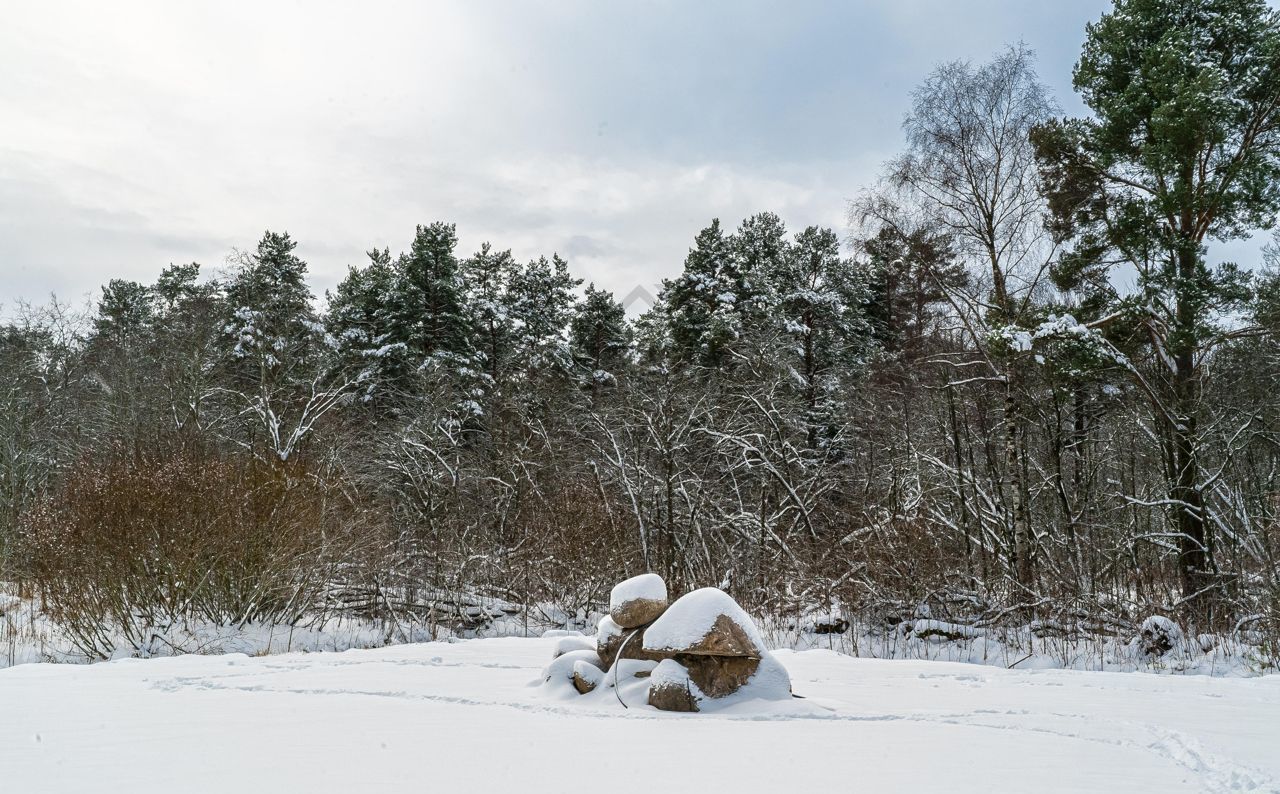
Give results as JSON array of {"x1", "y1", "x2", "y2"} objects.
[
  {"x1": 676, "y1": 654, "x2": 759, "y2": 699},
  {"x1": 609, "y1": 573, "x2": 669, "y2": 629}
]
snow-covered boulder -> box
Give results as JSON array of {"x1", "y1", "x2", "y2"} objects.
[
  {"x1": 540, "y1": 648, "x2": 602, "y2": 694},
  {"x1": 647, "y1": 659, "x2": 702, "y2": 712},
  {"x1": 572, "y1": 660, "x2": 604, "y2": 694},
  {"x1": 596, "y1": 614, "x2": 667, "y2": 669},
  {"x1": 609, "y1": 573, "x2": 669, "y2": 628},
  {"x1": 642, "y1": 587, "x2": 788, "y2": 703},
  {"x1": 643, "y1": 587, "x2": 766, "y2": 659}
]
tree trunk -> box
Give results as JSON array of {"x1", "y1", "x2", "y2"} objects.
[
  {"x1": 1006, "y1": 370, "x2": 1033, "y2": 592},
  {"x1": 1172, "y1": 243, "x2": 1211, "y2": 618}
]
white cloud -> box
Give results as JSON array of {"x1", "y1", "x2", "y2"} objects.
[{"x1": 4, "y1": 0, "x2": 1184, "y2": 315}]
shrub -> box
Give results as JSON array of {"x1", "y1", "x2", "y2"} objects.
[{"x1": 21, "y1": 445, "x2": 375, "y2": 658}]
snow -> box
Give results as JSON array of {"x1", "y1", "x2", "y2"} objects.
[
  {"x1": 571, "y1": 659, "x2": 604, "y2": 689},
  {"x1": 609, "y1": 572, "x2": 667, "y2": 610},
  {"x1": 539, "y1": 648, "x2": 600, "y2": 687},
  {"x1": 1143, "y1": 615, "x2": 1185, "y2": 642},
  {"x1": 595, "y1": 614, "x2": 623, "y2": 645},
  {"x1": 744, "y1": 650, "x2": 793, "y2": 699},
  {"x1": 643, "y1": 586, "x2": 766, "y2": 654},
  {"x1": 551, "y1": 635, "x2": 595, "y2": 657},
  {"x1": 912, "y1": 619, "x2": 985, "y2": 640},
  {"x1": 3, "y1": 637, "x2": 1278, "y2": 792},
  {"x1": 650, "y1": 657, "x2": 693, "y2": 688}
]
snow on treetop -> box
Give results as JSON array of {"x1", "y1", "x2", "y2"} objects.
[
  {"x1": 609, "y1": 573, "x2": 667, "y2": 610},
  {"x1": 642, "y1": 587, "x2": 765, "y2": 655}
]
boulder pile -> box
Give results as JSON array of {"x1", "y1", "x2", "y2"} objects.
[{"x1": 541, "y1": 574, "x2": 791, "y2": 712}]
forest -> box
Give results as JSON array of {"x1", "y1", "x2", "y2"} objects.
[{"x1": 3, "y1": 0, "x2": 1280, "y2": 661}]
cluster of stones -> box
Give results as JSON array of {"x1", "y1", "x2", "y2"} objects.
[{"x1": 547, "y1": 573, "x2": 789, "y2": 712}]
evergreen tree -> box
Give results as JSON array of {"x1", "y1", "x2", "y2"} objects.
[
  {"x1": 460, "y1": 242, "x2": 519, "y2": 390},
  {"x1": 225, "y1": 231, "x2": 314, "y2": 340},
  {"x1": 569, "y1": 283, "x2": 631, "y2": 392},
  {"x1": 151, "y1": 262, "x2": 223, "y2": 433},
  {"x1": 93, "y1": 280, "x2": 154, "y2": 344},
  {"x1": 860, "y1": 225, "x2": 963, "y2": 359},
  {"x1": 392, "y1": 222, "x2": 471, "y2": 366},
  {"x1": 222, "y1": 231, "x2": 348, "y2": 460},
  {"x1": 661, "y1": 218, "x2": 743, "y2": 367},
  {"x1": 84, "y1": 279, "x2": 157, "y2": 442},
  {"x1": 773, "y1": 225, "x2": 869, "y2": 443},
  {"x1": 223, "y1": 231, "x2": 318, "y2": 380},
  {"x1": 326, "y1": 247, "x2": 397, "y2": 397},
  {"x1": 731, "y1": 211, "x2": 789, "y2": 321},
  {"x1": 1033, "y1": 0, "x2": 1280, "y2": 610},
  {"x1": 506, "y1": 254, "x2": 580, "y2": 386}
]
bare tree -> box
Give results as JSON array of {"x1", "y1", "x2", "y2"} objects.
[{"x1": 868, "y1": 45, "x2": 1058, "y2": 594}]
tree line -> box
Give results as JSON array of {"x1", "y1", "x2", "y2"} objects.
[{"x1": 3, "y1": 0, "x2": 1279, "y2": 655}]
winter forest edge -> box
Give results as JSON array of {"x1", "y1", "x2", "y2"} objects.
[{"x1": 5, "y1": 0, "x2": 1280, "y2": 674}]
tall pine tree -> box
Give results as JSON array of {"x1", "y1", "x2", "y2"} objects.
[{"x1": 1034, "y1": 0, "x2": 1280, "y2": 612}]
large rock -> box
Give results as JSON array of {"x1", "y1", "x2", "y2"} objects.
[
  {"x1": 647, "y1": 659, "x2": 701, "y2": 712},
  {"x1": 643, "y1": 587, "x2": 769, "y2": 699},
  {"x1": 609, "y1": 573, "x2": 669, "y2": 629},
  {"x1": 597, "y1": 615, "x2": 668, "y2": 669},
  {"x1": 676, "y1": 654, "x2": 760, "y2": 698},
  {"x1": 643, "y1": 587, "x2": 766, "y2": 658},
  {"x1": 1139, "y1": 615, "x2": 1184, "y2": 659}
]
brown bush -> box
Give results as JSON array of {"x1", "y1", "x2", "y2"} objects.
[{"x1": 20, "y1": 445, "x2": 378, "y2": 659}]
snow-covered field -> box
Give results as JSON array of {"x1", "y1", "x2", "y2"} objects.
[{"x1": 4, "y1": 636, "x2": 1277, "y2": 793}]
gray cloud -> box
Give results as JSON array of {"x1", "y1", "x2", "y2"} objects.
[{"x1": 16, "y1": 0, "x2": 1238, "y2": 317}]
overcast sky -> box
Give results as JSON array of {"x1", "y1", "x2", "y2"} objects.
[{"x1": 0, "y1": 0, "x2": 1202, "y2": 314}]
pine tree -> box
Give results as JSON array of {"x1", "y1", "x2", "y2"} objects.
[
  {"x1": 93, "y1": 279, "x2": 155, "y2": 343},
  {"x1": 393, "y1": 222, "x2": 471, "y2": 365},
  {"x1": 326, "y1": 247, "x2": 397, "y2": 397},
  {"x1": 151, "y1": 262, "x2": 223, "y2": 433},
  {"x1": 221, "y1": 231, "x2": 349, "y2": 460},
  {"x1": 1033, "y1": 0, "x2": 1280, "y2": 611},
  {"x1": 772, "y1": 225, "x2": 869, "y2": 444},
  {"x1": 661, "y1": 218, "x2": 743, "y2": 367},
  {"x1": 731, "y1": 211, "x2": 789, "y2": 321},
  {"x1": 460, "y1": 242, "x2": 519, "y2": 390},
  {"x1": 506, "y1": 254, "x2": 580, "y2": 386},
  {"x1": 569, "y1": 283, "x2": 630, "y2": 392},
  {"x1": 859, "y1": 225, "x2": 963, "y2": 359},
  {"x1": 223, "y1": 231, "x2": 318, "y2": 379},
  {"x1": 85, "y1": 279, "x2": 157, "y2": 441}
]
